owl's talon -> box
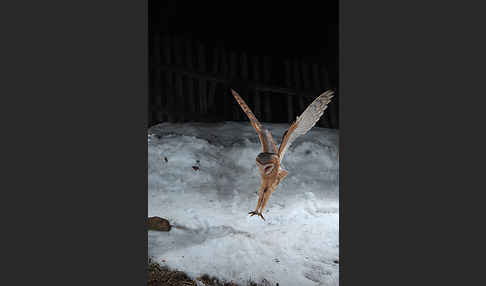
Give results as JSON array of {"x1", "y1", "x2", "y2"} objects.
[
  {"x1": 259, "y1": 213, "x2": 265, "y2": 221},
  {"x1": 248, "y1": 211, "x2": 265, "y2": 221}
]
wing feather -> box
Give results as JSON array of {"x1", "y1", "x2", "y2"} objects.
[
  {"x1": 231, "y1": 89, "x2": 277, "y2": 153},
  {"x1": 278, "y1": 90, "x2": 335, "y2": 161}
]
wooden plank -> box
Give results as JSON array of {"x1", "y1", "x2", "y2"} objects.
[
  {"x1": 312, "y1": 63, "x2": 321, "y2": 90},
  {"x1": 321, "y1": 65, "x2": 331, "y2": 89},
  {"x1": 241, "y1": 52, "x2": 248, "y2": 79},
  {"x1": 157, "y1": 111, "x2": 163, "y2": 122},
  {"x1": 185, "y1": 77, "x2": 196, "y2": 116},
  {"x1": 284, "y1": 60, "x2": 293, "y2": 123},
  {"x1": 207, "y1": 46, "x2": 219, "y2": 113},
  {"x1": 162, "y1": 34, "x2": 175, "y2": 122},
  {"x1": 153, "y1": 33, "x2": 161, "y2": 65},
  {"x1": 154, "y1": 89, "x2": 162, "y2": 106},
  {"x1": 152, "y1": 33, "x2": 162, "y2": 122},
  {"x1": 212, "y1": 46, "x2": 220, "y2": 73},
  {"x1": 172, "y1": 36, "x2": 183, "y2": 65},
  {"x1": 185, "y1": 38, "x2": 195, "y2": 115},
  {"x1": 229, "y1": 51, "x2": 238, "y2": 121},
  {"x1": 185, "y1": 38, "x2": 193, "y2": 69},
  {"x1": 156, "y1": 63, "x2": 321, "y2": 97},
  {"x1": 153, "y1": 67, "x2": 162, "y2": 119},
  {"x1": 263, "y1": 56, "x2": 272, "y2": 122},
  {"x1": 197, "y1": 42, "x2": 207, "y2": 114},
  {"x1": 175, "y1": 74, "x2": 184, "y2": 122},
  {"x1": 293, "y1": 59, "x2": 305, "y2": 114},
  {"x1": 252, "y1": 55, "x2": 261, "y2": 120},
  {"x1": 173, "y1": 36, "x2": 184, "y2": 121},
  {"x1": 229, "y1": 51, "x2": 237, "y2": 77},
  {"x1": 239, "y1": 52, "x2": 248, "y2": 121},
  {"x1": 221, "y1": 49, "x2": 230, "y2": 121},
  {"x1": 163, "y1": 34, "x2": 172, "y2": 66},
  {"x1": 301, "y1": 61, "x2": 311, "y2": 89}
]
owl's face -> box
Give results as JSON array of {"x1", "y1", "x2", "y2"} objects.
[{"x1": 256, "y1": 152, "x2": 280, "y2": 177}]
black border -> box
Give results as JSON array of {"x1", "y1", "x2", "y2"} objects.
[
  {"x1": 341, "y1": 0, "x2": 486, "y2": 285},
  {"x1": 3, "y1": 0, "x2": 148, "y2": 285}
]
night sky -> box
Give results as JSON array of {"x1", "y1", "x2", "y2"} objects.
[{"x1": 150, "y1": 0, "x2": 338, "y2": 83}]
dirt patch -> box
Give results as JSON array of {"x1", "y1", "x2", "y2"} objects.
[
  {"x1": 148, "y1": 259, "x2": 276, "y2": 286},
  {"x1": 148, "y1": 258, "x2": 195, "y2": 285}
]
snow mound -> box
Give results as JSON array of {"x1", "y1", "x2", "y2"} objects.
[{"x1": 148, "y1": 122, "x2": 339, "y2": 286}]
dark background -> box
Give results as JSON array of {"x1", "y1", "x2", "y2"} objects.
[
  {"x1": 149, "y1": 0, "x2": 339, "y2": 128},
  {"x1": 149, "y1": 0, "x2": 338, "y2": 75}
]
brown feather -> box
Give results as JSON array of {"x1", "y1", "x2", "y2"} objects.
[
  {"x1": 278, "y1": 90, "x2": 334, "y2": 162},
  {"x1": 231, "y1": 89, "x2": 277, "y2": 153}
]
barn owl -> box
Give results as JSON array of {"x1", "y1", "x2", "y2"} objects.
[{"x1": 231, "y1": 89, "x2": 334, "y2": 220}]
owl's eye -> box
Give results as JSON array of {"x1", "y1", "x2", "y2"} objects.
[{"x1": 263, "y1": 164, "x2": 274, "y2": 175}]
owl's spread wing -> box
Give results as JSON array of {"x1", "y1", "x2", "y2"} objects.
[
  {"x1": 278, "y1": 90, "x2": 334, "y2": 162},
  {"x1": 231, "y1": 89, "x2": 277, "y2": 153}
]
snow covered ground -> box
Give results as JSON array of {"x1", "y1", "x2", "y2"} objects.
[{"x1": 148, "y1": 122, "x2": 339, "y2": 286}]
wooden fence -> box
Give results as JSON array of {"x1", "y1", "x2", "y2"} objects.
[{"x1": 149, "y1": 33, "x2": 338, "y2": 128}]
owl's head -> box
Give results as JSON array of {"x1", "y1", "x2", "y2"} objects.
[{"x1": 256, "y1": 152, "x2": 279, "y2": 176}]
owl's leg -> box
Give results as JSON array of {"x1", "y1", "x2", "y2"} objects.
[
  {"x1": 249, "y1": 195, "x2": 264, "y2": 216},
  {"x1": 249, "y1": 186, "x2": 265, "y2": 219},
  {"x1": 256, "y1": 188, "x2": 273, "y2": 220}
]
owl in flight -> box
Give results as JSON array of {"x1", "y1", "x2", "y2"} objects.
[{"x1": 231, "y1": 89, "x2": 334, "y2": 220}]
